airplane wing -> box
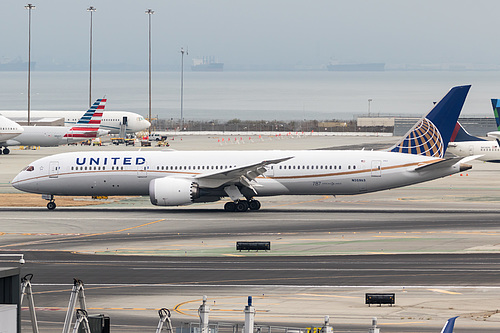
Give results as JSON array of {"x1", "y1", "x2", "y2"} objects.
[
  {"x1": 413, "y1": 156, "x2": 481, "y2": 173},
  {"x1": 194, "y1": 156, "x2": 293, "y2": 189}
]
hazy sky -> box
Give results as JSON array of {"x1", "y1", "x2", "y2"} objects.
[{"x1": 2, "y1": 0, "x2": 500, "y2": 69}]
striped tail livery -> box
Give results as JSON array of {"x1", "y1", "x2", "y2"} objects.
[
  {"x1": 389, "y1": 85, "x2": 471, "y2": 158},
  {"x1": 65, "y1": 98, "x2": 106, "y2": 138}
]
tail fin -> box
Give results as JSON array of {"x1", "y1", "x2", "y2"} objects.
[
  {"x1": 449, "y1": 121, "x2": 485, "y2": 142},
  {"x1": 66, "y1": 98, "x2": 107, "y2": 138},
  {"x1": 389, "y1": 85, "x2": 471, "y2": 158},
  {"x1": 491, "y1": 99, "x2": 500, "y2": 129},
  {"x1": 440, "y1": 316, "x2": 458, "y2": 333}
]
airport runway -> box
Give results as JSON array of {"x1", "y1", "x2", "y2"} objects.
[
  {"x1": 1, "y1": 136, "x2": 500, "y2": 332},
  {"x1": 2, "y1": 203, "x2": 500, "y2": 332}
]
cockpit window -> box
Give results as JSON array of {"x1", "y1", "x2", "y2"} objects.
[{"x1": 23, "y1": 166, "x2": 35, "y2": 172}]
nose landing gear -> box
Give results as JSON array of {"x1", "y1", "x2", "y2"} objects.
[{"x1": 42, "y1": 194, "x2": 56, "y2": 210}]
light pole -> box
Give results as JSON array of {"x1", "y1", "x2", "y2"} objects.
[
  {"x1": 180, "y1": 47, "x2": 188, "y2": 131},
  {"x1": 368, "y1": 98, "x2": 373, "y2": 117},
  {"x1": 145, "y1": 8, "x2": 154, "y2": 135},
  {"x1": 87, "y1": 6, "x2": 96, "y2": 108},
  {"x1": 25, "y1": 3, "x2": 35, "y2": 126}
]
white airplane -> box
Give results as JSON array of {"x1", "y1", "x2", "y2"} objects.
[
  {"x1": 0, "y1": 108, "x2": 150, "y2": 135},
  {"x1": 0, "y1": 98, "x2": 108, "y2": 154},
  {"x1": 447, "y1": 121, "x2": 500, "y2": 162},
  {"x1": 0, "y1": 115, "x2": 24, "y2": 154},
  {"x1": 12, "y1": 85, "x2": 475, "y2": 211},
  {"x1": 447, "y1": 98, "x2": 500, "y2": 162}
]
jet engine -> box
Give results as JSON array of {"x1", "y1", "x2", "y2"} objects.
[{"x1": 149, "y1": 177, "x2": 200, "y2": 206}]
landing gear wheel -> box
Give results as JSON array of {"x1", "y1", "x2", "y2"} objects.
[
  {"x1": 235, "y1": 200, "x2": 249, "y2": 212},
  {"x1": 248, "y1": 200, "x2": 261, "y2": 211},
  {"x1": 2, "y1": 148, "x2": 8, "y2": 155},
  {"x1": 224, "y1": 201, "x2": 236, "y2": 212},
  {"x1": 47, "y1": 201, "x2": 56, "y2": 210}
]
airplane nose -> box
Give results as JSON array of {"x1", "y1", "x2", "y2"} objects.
[{"x1": 11, "y1": 173, "x2": 23, "y2": 190}]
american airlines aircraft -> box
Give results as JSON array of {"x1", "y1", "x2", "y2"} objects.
[
  {"x1": 0, "y1": 98, "x2": 107, "y2": 154},
  {"x1": 0, "y1": 108, "x2": 150, "y2": 135},
  {"x1": 13, "y1": 85, "x2": 474, "y2": 211},
  {"x1": 0, "y1": 115, "x2": 24, "y2": 154}
]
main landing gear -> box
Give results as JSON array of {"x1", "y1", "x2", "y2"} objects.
[
  {"x1": 224, "y1": 199, "x2": 261, "y2": 212},
  {"x1": 0, "y1": 147, "x2": 10, "y2": 155},
  {"x1": 42, "y1": 194, "x2": 56, "y2": 210}
]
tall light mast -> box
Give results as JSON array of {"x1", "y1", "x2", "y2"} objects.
[
  {"x1": 180, "y1": 47, "x2": 188, "y2": 131},
  {"x1": 145, "y1": 8, "x2": 154, "y2": 135},
  {"x1": 25, "y1": 3, "x2": 36, "y2": 126},
  {"x1": 87, "y1": 6, "x2": 96, "y2": 108}
]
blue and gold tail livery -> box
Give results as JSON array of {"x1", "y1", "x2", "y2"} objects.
[
  {"x1": 389, "y1": 85, "x2": 471, "y2": 158},
  {"x1": 491, "y1": 99, "x2": 500, "y2": 129}
]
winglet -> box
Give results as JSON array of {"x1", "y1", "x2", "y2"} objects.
[
  {"x1": 389, "y1": 85, "x2": 471, "y2": 157},
  {"x1": 440, "y1": 316, "x2": 458, "y2": 333}
]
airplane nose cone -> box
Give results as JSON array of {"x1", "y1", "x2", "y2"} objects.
[{"x1": 11, "y1": 173, "x2": 23, "y2": 190}]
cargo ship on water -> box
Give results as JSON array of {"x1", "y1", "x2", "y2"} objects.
[
  {"x1": 0, "y1": 57, "x2": 35, "y2": 71},
  {"x1": 327, "y1": 62, "x2": 385, "y2": 71},
  {"x1": 191, "y1": 56, "x2": 223, "y2": 72}
]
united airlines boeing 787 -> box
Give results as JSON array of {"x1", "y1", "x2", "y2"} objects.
[{"x1": 12, "y1": 86, "x2": 474, "y2": 211}]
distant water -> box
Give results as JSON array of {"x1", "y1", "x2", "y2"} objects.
[{"x1": 1, "y1": 71, "x2": 500, "y2": 120}]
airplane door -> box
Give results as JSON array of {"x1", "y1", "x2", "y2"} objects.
[
  {"x1": 265, "y1": 166, "x2": 274, "y2": 177},
  {"x1": 469, "y1": 145, "x2": 474, "y2": 156},
  {"x1": 49, "y1": 161, "x2": 59, "y2": 178},
  {"x1": 137, "y1": 163, "x2": 148, "y2": 178},
  {"x1": 371, "y1": 160, "x2": 381, "y2": 177},
  {"x1": 122, "y1": 116, "x2": 128, "y2": 125}
]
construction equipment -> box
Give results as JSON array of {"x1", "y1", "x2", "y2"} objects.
[
  {"x1": 71, "y1": 309, "x2": 91, "y2": 333},
  {"x1": 20, "y1": 273, "x2": 39, "y2": 333},
  {"x1": 62, "y1": 278, "x2": 87, "y2": 333},
  {"x1": 155, "y1": 308, "x2": 173, "y2": 333}
]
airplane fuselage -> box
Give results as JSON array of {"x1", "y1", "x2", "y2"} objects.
[
  {"x1": 12, "y1": 150, "x2": 461, "y2": 200},
  {"x1": 448, "y1": 140, "x2": 500, "y2": 163},
  {"x1": 0, "y1": 110, "x2": 150, "y2": 134},
  {"x1": 0, "y1": 115, "x2": 24, "y2": 141},
  {"x1": 5, "y1": 126, "x2": 99, "y2": 147}
]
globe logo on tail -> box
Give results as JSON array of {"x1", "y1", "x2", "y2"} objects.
[{"x1": 391, "y1": 118, "x2": 444, "y2": 158}]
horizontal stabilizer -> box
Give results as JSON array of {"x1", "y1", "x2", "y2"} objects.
[{"x1": 413, "y1": 155, "x2": 481, "y2": 173}]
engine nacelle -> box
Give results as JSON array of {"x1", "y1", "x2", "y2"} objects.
[{"x1": 149, "y1": 177, "x2": 200, "y2": 206}]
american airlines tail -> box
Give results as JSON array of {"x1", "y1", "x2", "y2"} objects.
[
  {"x1": 66, "y1": 98, "x2": 107, "y2": 138},
  {"x1": 440, "y1": 316, "x2": 458, "y2": 333},
  {"x1": 389, "y1": 85, "x2": 471, "y2": 158}
]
